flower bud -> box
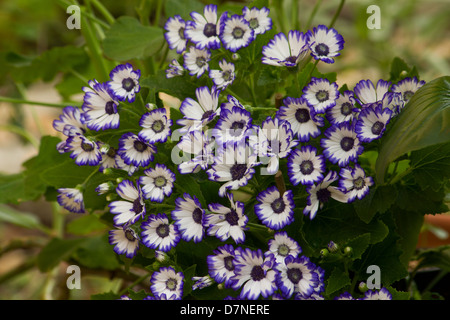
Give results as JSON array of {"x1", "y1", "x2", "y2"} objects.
[
  {"x1": 145, "y1": 103, "x2": 157, "y2": 111},
  {"x1": 320, "y1": 248, "x2": 329, "y2": 258},
  {"x1": 343, "y1": 246, "x2": 353, "y2": 257},
  {"x1": 359, "y1": 281, "x2": 368, "y2": 293},
  {"x1": 231, "y1": 53, "x2": 240, "y2": 61},
  {"x1": 327, "y1": 241, "x2": 339, "y2": 253},
  {"x1": 95, "y1": 181, "x2": 114, "y2": 195}
]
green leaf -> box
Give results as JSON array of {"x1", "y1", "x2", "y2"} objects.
[
  {"x1": 66, "y1": 214, "x2": 108, "y2": 235},
  {"x1": 325, "y1": 267, "x2": 351, "y2": 296},
  {"x1": 409, "y1": 142, "x2": 450, "y2": 191},
  {"x1": 141, "y1": 70, "x2": 199, "y2": 101},
  {"x1": 0, "y1": 173, "x2": 25, "y2": 204},
  {"x1": 353, "y1": 185, "x2": 398, "y2": 223},
  {"x1": 388, "y1": 56, "x2": 419, "y2": 83},
  {"x1": 345, "y1": 233, "x2": 371, "y2": 260},
  {"x1": 394, "y1": 208, "x2": 425, "y2": 267},
  {"x1": 376, "y1": 76, "x2": 450, "y2": 183},
  {"x1": 102, "y1": 16, "x2": 164, "y2": 61},
  {"x1": 73, "y1": 234, "x2": 120, "y2": 270},
  {"x1": 0, "y1": 203, "x2": 45, "y2": 230},
  {"x1": 37, "y1": 237, "x2": 87, "y2": 272},
  {"x1": 414, "y1": 245, "x2": 450, "y2": 272},
  {"x1": 164, "y1": 0, "x2": 204, "y2": 20},
  {"x1": 91, "y1": 291, "x2": 121, "y2": 300}
]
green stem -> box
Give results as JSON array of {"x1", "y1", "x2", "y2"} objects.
[
  {"x1": 90, "y1": 0, "x2": 116, "y2": 25},
  {"x1": 328, "y1": 0, "x2": 346, "y2": 29},
  {"x1": 306, "y1": 0, "x2": 323, "y2": 30},
  {"x1": 273, "y1": 0, "x2": 287, "y2": 34},
  {"x1": 0, "y1": 96, "x2": 81, "y2": 108},
  {"x1": 80, "y1": 10, "x2": 109, "y2": 82},
  {"x1": 118, "y1": 271, "x2": 152, "y2": 296}
]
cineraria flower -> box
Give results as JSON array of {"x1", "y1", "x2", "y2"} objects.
[
  {"x1": 255, "y1": 186, "x2": 295, "y2": 230},
  {"x1": 192, "y1": 276, "x2": 214, "y2": 290},
  {"x1": 360, "y1": 287, "x2": 392, "y2": 300},
  {"x1": 381, "y1": 91, "x2": 404, "y2": 116},
  {"x1": 99, "y1": 145, "x2": 120, "y2": 172},
  {"x1": 164, "y1": 15, "x2": 187, "y2": 54},
  {"x1": 353, "y1": 79, "x2": 391, "y2": 105},
  {"x1": 339, "y1": 164, "x2": 374, "y2": 202},
  {"x1": 53, "y1": 106, "x2": 86, "y2": 137},
  {"x1": 95, "y1": 181, "x2": 114, "y2": 195},
  {"x1": 108, "y1": 226, "x2": 140, "y2": 259},
  {"x1": 82, "y1": 79, "x2": 120, "y2": 131},
  {"x1": 308, "y1": 24, "x2": 344, "y2": 64},
  {"x1": 205, "y1": 193, "x2": 248, "y2": 244},
  {"x1": 325, "y1": 90, "x2": 358, "y2": 125},
  {"x1": 262, "y1": 30, "x2": 311, "y2": 67},
  {"x1": 66, "y1": 134, "x2": 102, "y2": 166},
  {"x1": 139, "y1": 108, "x2": 172, "y2": 144},
  {"x1": 183, "y1": 46, "x2": 211, "y2": 78},
  {"x1": 57, "y1": 187, "x2": 85, "y2": 213},
  {"x1": 171, "y1": 193, "x2": 206, "y2": 243},
  {"x1": 257, "y1": 117, "x2": 298, "y2": 175},
  {"x1": 266, "y1": 231, "x2": 302, "y2": 265},
  {"x1": 176, "y1": 130, "x2": 215, "y2": 174},
  {"x1": 276, "y1": 97, "x2": 324, "y2": 142},
  {"x1": 334, "y1": 292, "x2": 355, "y2": 300},
  {"x1": 391, "y1": 76, "x2": 425, "y2": 104},
  {"x1": 207, "y1": 143, "x2": 258, "y2": 197},
  {"x1": 212, "y1": 105, "x2": 253, "y2": 147},
  {"x1": 141, "y1": 213, "x2": 180, "y2": 252},
  {"x1": 303, "y1": 77, "x2": 339, "y2": 114},
  {"x1": 321, "y1": 122, "x2": 363, "y2": 167},
  {"x1": 185, "y1": 4, "x2": 221, "y2": 50},
  {"x1": 178, "y1": 85, "x2": 220, "y2": 131},
  {"x1": 231, "y1": 248, "x2": 277, "y2": 300},
  {"x1": 209, "y1": 59, "x2": 236, "y2": 89},
  {"x1": 207, "y1": 244, "x2": 237, "y2": 288},
  {"x1": 275, "y1": 255, "x2": 320, "y2": 299},
  {"x1": 304, "y1": 171, "x2": 348, "y2": 219},
  {"x1": 108, "y1": 63, "x2": 141, "y2": 103},
  {"x1": 150, "y1": 266, "x2": 184, "y2": 300},
  {"x1": 166, "y1": 59, "x2": 185, "y2": 79},
  {"x1": 117, "y1": 132, "x2": 157, "y2": 168},
  {"x1": 109, "y1": 180, "x2": 146, "y2": 226},
  {"x1": 138, "y1": 164, "x2": 175, "y2": 203},
  {"x1": 219, "y1": 14, "x2": 255, "y2": 53},
  {"x1": 242, "y1": 6, "x2": 272, "y2": 35},
  {"x1": 220, "y1": 94, "x2": 246, "y2": 112},
  {"x1": 115, "y1": 154, "x2": 138, "y2": 176},
  {"x1": 355, "y1": 103, "x2": 392, "y2": 143},
  {"x1": 287, "y1": 145, "x2": 326, "y2": 186}
]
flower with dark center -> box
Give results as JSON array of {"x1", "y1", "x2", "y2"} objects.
[
  {"x1": 355, "y1": 103, "x2": 392, "y2": 143},
  {"x1": 314, "y1": 43, "x2": 330, "y2": 56},
  {"x1": 141, "y1": 213, "x2": 180, "y2": 252},
  {"x1": 287, "y1": 145, "x2": 325, "y2": 186},
  {"x1": 340, "y1": 136, "x2": 355, "y2": 152},
  {"x1": 230, "y1": 163, "x2": 248, "y2": 181},
  {"x1": 171, "y1": 193, "x2": 205, "y2": 243},
  {"x1": 255, "y1": 186, "x2": 294, "y2": 230},
  {"x1": 109, "y1": 180, "x2": 146, "y2": 226},
  {"x1": 139, "y1": 164, "x2": 175, "y2": 203},
  {"x1": 250, "y1": 265, "x2": 265, "y2": 281},
  {"x1": 295, "y1": 108, "x2": 311, "y2": 123},
  {"x1": 270, "y1": 198, "x2": 286, "y2": 214},
  {"x1": 309, "y1": 24, "x2": 344, "y2": 64},
  {"x1": 203, "y1": 22, "x2": 217, "y2": 37}
]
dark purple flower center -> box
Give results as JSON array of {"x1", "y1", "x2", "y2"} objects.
[
  {"x1": 340, "y1": 102, "x2": 352, "y2": 116},
  {"x1": 315, "y1": 43, "x2": 330, "y2": 56},
  {"x1": 132, "y1": 198, "x2": 143, "y2": 214},
  {"x1": 225, "y1": 209, "x2": 239, "y2": 226},
  {"x1": 230, "y1": 163, "x2": 247, "y2": 181},
  {"x1": 224, "y1": 256, "x2": 235, "y2": 271},
  {"x1": 192, "y1": 207, "x2": 203, "y2": 224},
  {"x1": 250, "y1": 265, "x2": 265, "y2": 281},
  {"x1": 201, "y1": 110, "x2": 215, "y2": 121},
  {"x1": 295, "y1": 108, "x2": 311, "y2": 123},
  {"x1": 232, "y1": 27, "x2": 245, "y2": 39},
  {"x1": 134, "y1": 140, "x2": 148, "y2": 152},
  {"x1": 122, "y1": 77, "x2": 135, "y2": 92},
  {"x1": 81, "y1": 142, "x2": 94, "y2": 152},
  {"x1": 271, "y1": 197, "x2": 286, "y2": 214},
  {"x1": 316, "y1": 188, "x2": 331, "y2": 203},
  {"x1": 371, "y1": 121, "x2": 385, "y2": 135},
  {"x1": 340, "y1": 137, "x2": 354, "y2": 152},
  {"x1": 124, "y1": 229, "x2": 136, "y2": 242},
  {"x1": 203, "y1": 23, "x2": 217, "y2": 37},
  {"x1": 353, "y1": 177, "x2": 366, "y2": 190},
  {"x1": 300, "y1": 160, "x2": 314, "y2": 175},
  {"x1": 287, "y1": 267, "x2": 303, "y2": 284},
  {"x1": 315, "y1": 90, "x2": 329, "y2": 102},
  {"x1": 151, "y1": 120, "x2": 165, "y2": 133},
  {"x1": 105, "y1": 101, "x2": 117, "y2": 115},
  {"x1": 156, "y1": 223, "x2": 170, "y2": 238}
]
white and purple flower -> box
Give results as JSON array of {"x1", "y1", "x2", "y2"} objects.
[
  {"x1": 303, "y1": 77, "x2": 339, "y2": 114},
  {"x1": 262, "y1": 30, "x2": 311, "y2": 67},
  {"x1": 138, "y1": 164, "x2": 175, "y2": 203},
  {"x1": 109, "y1": 179, "x2": 146, "y2": 226},
  {"x1": 219, "y1": 14, "x2": 255, "y2": 52},
  {"x1": 108, "y1": 63, "x2": 141, "y2": 103},
  {"x1": 171, "y1": 193, "x2": 206, "y2": 243},
  {"x1": 287, "y1": 145, "x2": 326, "y2": 186},
  {"x1": 308, "y1": 24, "x2": 344, "y2": 64},
  {"x1": 255, "y1": 186, "x2": 295, "y2": 230},
  {"x1": 141, "y1": 213, "x2": 180, "y2": 252}
]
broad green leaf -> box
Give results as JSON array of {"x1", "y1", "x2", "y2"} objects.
[
  {"x1": 141, "y1": 70, "x2": 199, "y2": 101},
  {"x1": 376, "y1": 76, "x2": 450, "y2": 183},
  {"x1": 325, "y1": 267, "x2": 351, "y2": 296},
  {"x1": 0, "y1": 203, "x2": 45, "y2": 230},
  {"x1": 73, "y1": 234, "x2": 120, "y2": 270},
  {"x1": 344, "y1": 233, "x2": 371, "y2": 260},
  {"x1": 37, "y1": 237, "x2": 87, "y2": 272},
  {"x1": 164, "y1": 0, "x2": 204, "y2": 20},
  {"x1": 388, "y1": 56, "x2": 419, "y2": 83},
  {"x1": 353, "y1": 185, "x2": 398, "y2": 223},
  {"x1": 66, "y1": 214, "x2": 108, "y2": 235},
  {"x1": 394, "y1": 208, "x2": 424, "y2": 267},
  {"x1": 0, "y1": 173, "x2": 25, "y2": 204},
  {"x1": 414, "y1": 245, "x2": 450, "y2": 272},
  {"x1": 409, "y1": 142, "x2": 450, "y2": 191},
  {"x1": 102, "y1": 16, "x2": 164, "y2": 61}
]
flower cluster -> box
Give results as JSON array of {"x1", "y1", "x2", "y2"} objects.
[{"x1": 52, "y1": 3, "x2": 426, "y2": 301}]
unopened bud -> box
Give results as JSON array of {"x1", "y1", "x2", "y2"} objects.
[
  {"x1": 145, "y1": 103, "x2": 157, "y2": 111},
  {"x1": 359, "y1": 281, "x2": 368, "y2": 293},
  {"x1": 320, "y1": 248, "x2": 329, "y2": 258},
  {"x1": 231, "y1": 53, "x2": 240, "y2": 61},
  {"x1": 327, "y1": 241, "x2": 339, "y2": 253},
  {"x1": 343, "y1": 246, "x2": 353, "y2": 257}
]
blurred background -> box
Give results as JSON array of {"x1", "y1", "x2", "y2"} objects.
[{"x1": 0, "y1": 0, "x2": 449, "y2": 299}]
